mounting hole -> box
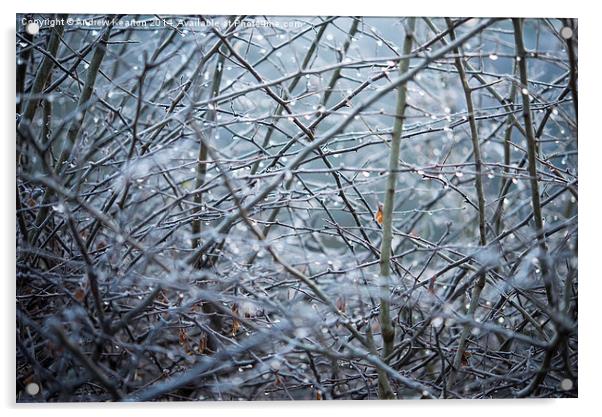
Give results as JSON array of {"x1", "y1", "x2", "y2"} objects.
[
  {"x1": 560, "y1": 26, "x2": 573, "y2": 40},
  {"x1": 25, "y1": 382, "x2": 40, "y2": 396},
  {"x1": 25, "y1": 22, "x2": 40, "y2": 36}
]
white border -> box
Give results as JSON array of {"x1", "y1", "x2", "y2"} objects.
[{"x1": 3, "y1": 1, "x2": 598, "y2": 416}]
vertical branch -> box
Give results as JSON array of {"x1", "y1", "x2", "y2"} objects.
[
  {"x1": 66, "y1": 212, "x2": 108, "y2": 333},
  {"x1": 30, "y1": 19, "x2": 115, "y2": 245},
  {"x1": 188, "y1": 45, "x2": 230, "y2": 353},
  {"x1": 377, "y1": 17, "x2": 415, "y2": 400},
  {"x1": 19, "y1": 14, "x2": 67, "y2": 124},
  {"x1": 191, "y1": 51, "x2": 225, "y2": 250},
  {"x1": 494, "y1": 66, "x2": 517, "y2": 235},
  {"x1": 58, "y1": 21, "x2": 115, "y2": 170},
  {"x1": 444, "y1": 18, "x2": 488, "y2": 392},
  {"x1": 446, "y1": 20, "x2": 486, "y2": 246},
  {"x1": 513, "y1": 18, "x2": 556, "y2": 307},
  {"x1": 17, "y1": 15, "x2": 66, "y2": 179},
  {"x1": 16, "y1": 14, "x2": 34, "y2": 114}
]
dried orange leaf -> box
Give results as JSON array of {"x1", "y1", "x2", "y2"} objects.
[
  {"x1": 74, "y1": 286, "x2": 86, "y2": 302},
  {"x1": 178, "y1": 328, "x2": 187, "y2": 345},
  {"x1": 376, "y1": 203, "x2": 384, "y2": 225}
]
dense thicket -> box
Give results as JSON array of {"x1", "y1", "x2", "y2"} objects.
[{"x1": 16, "y1": 15, "x2": 577, "y2": 401}]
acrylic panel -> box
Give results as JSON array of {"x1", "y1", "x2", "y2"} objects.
[{"x1": 16, "y1": 14, "x2": 578, "y2": 401}]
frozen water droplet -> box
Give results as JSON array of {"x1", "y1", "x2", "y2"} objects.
[
  {"x1": 269, "y1": 359, "x2": 281, "y2": 371},
  {"x1": 431, "y1": 317, "x2": 443, "y2": 328},
  {"x1": 52, "y1": 203, "x2": 65, "y2": 213}
]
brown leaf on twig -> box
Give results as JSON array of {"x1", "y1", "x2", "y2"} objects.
[
  {"x1": 375, "y1": 203, "x2": 384, "y2": 225},
  {"x1": 461, "y1": 351, "x2": 472, "y2": 367},
  {"x1": 198, "y1": 332, "x2": 208, "y2": 354},
  {"x1": 178, "y1": 328, "x2": 192, "y2": 354},
  {"x1": 231, "y1": 303, "x2": 240, "y2": 337},
  {"x1": 74, "y1": 285, "x2": 86, "y2": 302}
]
